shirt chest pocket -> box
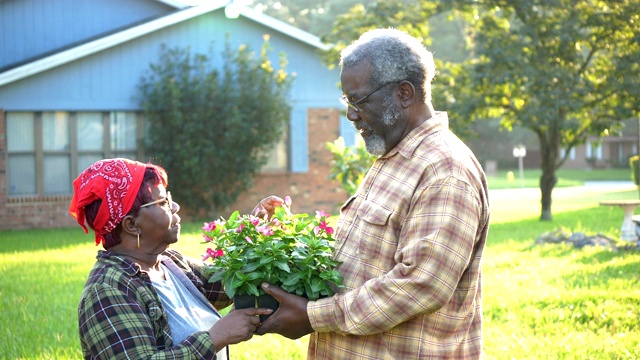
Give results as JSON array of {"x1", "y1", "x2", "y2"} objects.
[
  {"x1": 356, "y1": 201, "x2": 393, "y2": 260},
  {"x1": 139, "y1": 288, "x2": 166, "y2": 342}
]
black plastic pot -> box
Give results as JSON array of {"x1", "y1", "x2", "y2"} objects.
[
  {"x1": 257, "y1": 294, "x2": 279, "y2": 323},
  {"x1": 233, "y1": 294, "x2": 256, "y2": 310},
  {"x1": 233, "y1": 294, "x2": 279, "y2": 323}
]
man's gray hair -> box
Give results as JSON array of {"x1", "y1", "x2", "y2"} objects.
[{"x1": 340, "y1": 28, "x2": 436, "y2": 102}]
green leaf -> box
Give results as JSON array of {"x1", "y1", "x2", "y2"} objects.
[
  {"x1": 208, "y1": 270, "x2": 225, "y2": 284},
  {"x1": 275, "y1": 261, "x2": 291, "y2": 273},
  {"x1": 282, "y1": 272, "x2": 303, "y2": 286},
  {"x1": 241, "y1": 262, "x2": 262, "y2": 273},
  {"x1": 245, "y1": 272, "x2": 263, "y2": 281},
  {"x1": 310, "y1": 277, "x2": 325, "y2": 293}
]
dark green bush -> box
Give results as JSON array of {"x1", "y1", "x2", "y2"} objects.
[{"x1": 138, "y1": 38, "x2": 292, "y2": 217}]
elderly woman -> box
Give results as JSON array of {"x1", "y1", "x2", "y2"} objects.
[{"x1": 70, "y1": 158, "x2": 276, "y2": 359}]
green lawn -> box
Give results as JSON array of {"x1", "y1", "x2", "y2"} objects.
[
  {"x1": 1, "y1": 173, "x2": 639, "y2": 359},
  {"x1": 488, "y1": 168, "x2": 632, "y2": 189}
]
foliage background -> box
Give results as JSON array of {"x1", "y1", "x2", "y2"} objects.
[
  {"x1": 252, "y1": 0, "x2": 640, "y2": 221},
  {"x1": 138, "y1": 37, "x2": 292, "y2": 218}
]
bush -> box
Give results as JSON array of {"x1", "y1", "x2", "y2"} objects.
[
  {"x1": 326, "y1": 137, "x2": 376, "y2": 196},
  {"x1": 138, "y1": 37, "x2": 292, "y2": 217}
]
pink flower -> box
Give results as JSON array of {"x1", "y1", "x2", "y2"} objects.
[
  {"x1": 245, "y1": 236, "x2": 254, "y2": 244},
  {"x1": 235, "y1": 223, "x2": 245, "y2": 233},
  {"x1": 249, "y1": 215, "x2": 260, "y2": 226},
  {"x1": 202, "y1": 248, "x2": 224, "y2": 261},
  {"x1": 257, "y1": 225, "x2": 274, "y2": 236},
  {"x1": 317, "y1": 220, "x2": 334, "y2": 235},
  {"x1": 202, "y1": 221, "x2": 216, "y2": 232},
  {"x1": 316, "y1": 210, "x2": 331, "y2": 219},
  {"x1": 284, "y1": 196, "x2": 292, "y2": 207},
  {"x1": 202, "y1": 233, "x2": 213, "y2": 242}
]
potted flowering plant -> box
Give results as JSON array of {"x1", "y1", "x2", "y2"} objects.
[{"x1": 201, "y1": 197, "x2": 343, "y2": 318}]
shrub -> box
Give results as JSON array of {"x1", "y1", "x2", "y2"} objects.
[
  {"x1": 138, "y1": 36, "x2": 293, "y2": 217},
  {"x1": 326, "y1": 137, "x2": 376, "y2": 196}
]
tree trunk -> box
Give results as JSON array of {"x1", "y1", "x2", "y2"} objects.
[
  {"x1": 539, "y1": 167, "x2": 557, "y2": 221},
  {"x1": 536, "y1": 121, "x2": 561, "y2": 221}
]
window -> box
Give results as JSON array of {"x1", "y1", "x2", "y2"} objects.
[
  {"x1": 6, "y1": 111, "x2": 142, "y2": 197},
  {"x1": 559, "y1": 147, "x2": 576, "y2": 160},
  {"x1": 261, "y1": 127, "x2": 289, "y2": 172},
  {"x1": 586, "y1": 141, "x2": 602, "y2": 160}
]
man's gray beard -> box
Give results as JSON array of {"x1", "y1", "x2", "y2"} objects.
[{"x1": 362, "y1": 100, "x2": 402, "y2": 156}]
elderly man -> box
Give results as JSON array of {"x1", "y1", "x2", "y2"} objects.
[{"x1": 258, "y1": 28, "x2": 490, "y2": 359}]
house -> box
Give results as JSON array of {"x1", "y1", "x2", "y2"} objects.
[
  {"x1": 0, "y1": 0, "x2": 355, "y2": 230},
  {"x1": 463, "y1": 118, "x2": 638, "y2": 175}
]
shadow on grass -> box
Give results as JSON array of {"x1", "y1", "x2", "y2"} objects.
[{"x1": 488, "y1": 205, "x2": 623, "y2": 247}]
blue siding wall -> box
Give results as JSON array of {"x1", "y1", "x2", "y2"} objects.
[
  {"x1": 0, "y1": 5, "x2": 343, "y2": 173},
  {"x1": 0, "y1": 0, "x2": 172, "y2": 69},
  {"x1": 290, "y1": 107, "x2": 309, "y2": 172}
]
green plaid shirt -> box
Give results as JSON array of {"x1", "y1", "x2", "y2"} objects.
[{"x1": 78, "y1": 249, "x2": 232, "y2": 359}]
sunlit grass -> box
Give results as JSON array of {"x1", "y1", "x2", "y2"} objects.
[
  {"x1": 1, "y1": 181, "x2": 639, "y2": 359},
  {"x1": 488, "y1": 168, "x2": 632, "y2": 189}
]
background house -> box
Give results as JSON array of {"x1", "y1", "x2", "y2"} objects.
[
  {"x1": 0, "y1": 0, "x2": 356, "y2": 230},
  {"x1": 464, "y1": 118, "x2": 638, "y2": 175}
]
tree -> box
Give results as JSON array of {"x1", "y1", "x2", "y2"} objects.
[
  {"x1": 138, "y1": 38, "x2": 292, "y2": 218},
  {"x1": 250, "y1": 0, "x2": 362, "y2": 36},
  {"x1": 445, "y1": 0, "x2": 640, "y2": 220},
  {"x1": 251, "y1": 1, "x2": 476, "y2": 138},
  {"x1": 254, "y1": 0, "x2": 640, "y2": 220}
]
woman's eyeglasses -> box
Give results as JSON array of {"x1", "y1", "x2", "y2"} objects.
[{"x1": 141, "y1": 191, "x2": 174, "y2": 212}]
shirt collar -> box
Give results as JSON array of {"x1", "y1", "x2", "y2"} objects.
[
  {"x1": 380, "y1": 111, "x2": 449, "y2": 160},
  {"x1": 97, "y1": 250, "x2": 143, "y2": 277}
]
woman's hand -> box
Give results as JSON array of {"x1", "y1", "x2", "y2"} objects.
[
  {"x1": 208, "y1": 307, "x2": 273, "y2": 350},
  {"x1": 252, "y1": 195, "x2": 285, "y2": 219}
]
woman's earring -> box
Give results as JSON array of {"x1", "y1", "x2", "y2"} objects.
[{"x1": 137, "y1": 233, "x2": 141, "y2": 249}]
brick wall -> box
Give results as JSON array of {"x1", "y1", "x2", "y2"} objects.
[
  {"x1": 0, "y1": 107, "x2": 348, "y2": 230},
  {"x1": 226, "y1": 107, "x2": 348, "y2": 218}
]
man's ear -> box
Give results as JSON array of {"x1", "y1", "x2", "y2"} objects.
[
  {"x1": 398, "y1": 80, "x2": 415, "y2": 108},
  {"x1": 121, "y1": 215, "x2": 139, "y2": 236}
]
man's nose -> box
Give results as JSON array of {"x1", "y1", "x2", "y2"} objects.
[{"x1": 346, "y1": 107, "x2": 360, "y2": 121}]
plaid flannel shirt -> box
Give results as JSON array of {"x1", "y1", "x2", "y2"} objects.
[
  {"x1": 307, "y1": 113, "x2": 490, "y2": 359},
  {"x1": 78, "y1": 249, "x2": 232, "y2": 359}
]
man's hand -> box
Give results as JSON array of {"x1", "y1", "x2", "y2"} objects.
[
  {"x1": 256, "y1": 283, "x2": 314, "y2": 339},
  {"x1": 252, "y1": 196, "x2": 284, "y2": 219}
]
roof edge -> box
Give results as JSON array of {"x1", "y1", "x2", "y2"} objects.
[
  {"x1": 155, "y1": 0, "x2": 191, "y2": 9},
  {"x1": 0, "y1": 1, "x2": 227, "y2": 87},
  {"x1": 0, "y1": 1, "x2": 331, "y2": 87},
  {"x1": 235, "y1": 5, "x2": 331, "y2": 51}
]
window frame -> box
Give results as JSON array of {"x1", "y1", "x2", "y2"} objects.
[{"x1": 6, "y1": 111, "x2": 144, "y2": 198}]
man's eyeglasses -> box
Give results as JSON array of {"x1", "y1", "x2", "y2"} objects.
[
  {"x1": 339, "y1": 81, "x2": 399, "y2": 112},
  {"x1": 141, "y1": 191, "x2": 174, "y2": 212}
]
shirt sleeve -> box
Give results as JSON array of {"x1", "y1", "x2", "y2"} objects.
[
  {"x1": 308, "y1": 176, "x2": 483, "y2": 335},
  {"x1": 79, "y1": 282, "x2": 218, "y2": 359}
]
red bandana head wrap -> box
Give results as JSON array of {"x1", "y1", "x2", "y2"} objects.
[{"x1": 69, "y1": 158, "x2": 146, "y2": 247}]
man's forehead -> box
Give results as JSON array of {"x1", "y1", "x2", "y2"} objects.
[{"x1": 340, "y1": 63, "x2": 372, "y2": 92}]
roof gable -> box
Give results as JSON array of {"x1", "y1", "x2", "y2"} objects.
[{"x1": 0, "y1": 1, "x2": 329, "y2": 87}]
